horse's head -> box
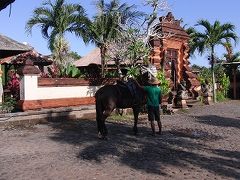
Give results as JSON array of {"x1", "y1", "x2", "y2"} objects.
[{"x1": 138, "y1": 64, "x2": 158, "y2": 86}]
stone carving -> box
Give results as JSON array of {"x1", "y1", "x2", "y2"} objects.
[
  {"x1": 201, "y1": 80, "x2": 213, "y2": 105},
  {"x1": 201, "y1": 80, "x2": 213, "y2": 97},
  {"x1": 176, "y1": 80, "x2": 188, "y2": 100}
]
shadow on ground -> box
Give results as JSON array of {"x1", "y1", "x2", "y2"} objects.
[
  {"x1": 193, "y1": 115, "x2": 240, "y2": 129},
  {"x1": 46, "y1": 112, "x2": 240, "y2": 179}
]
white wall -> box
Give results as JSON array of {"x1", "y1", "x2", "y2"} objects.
[{"x1": 20, "y1": 75, "x2": 101, "y2": 101}]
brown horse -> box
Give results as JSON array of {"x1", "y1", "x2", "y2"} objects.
[{"x1": 95, "y1": 79, "x2": 146, "y2": 139}]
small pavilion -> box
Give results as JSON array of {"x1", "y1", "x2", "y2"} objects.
[{"x1": 222, "y1": 62, "x2": 240, "y2": 99}]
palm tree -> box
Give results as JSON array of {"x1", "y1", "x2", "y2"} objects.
[
  {"x1": 52, "y1": 35, "x2": 70, "y2": 66},
  {"x1": 25, "y1": 0, "x2": 90, "y2": 60},
  {"x1": 223, "y1": 42, "x2": 240, "y2": 62},
  {"x1": 86, "y1": 0, "x2": 144, "y2": 77},
  {"x1": 185, "y1": 26, "x2": 198, "y2": 56},
  {"x1": 191, "y1": 19, "x2": 238, "y2": 102}
]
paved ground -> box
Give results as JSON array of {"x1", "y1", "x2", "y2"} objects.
[{"x1": 0, "y1": 100, "x2": 240, "y2": 180}]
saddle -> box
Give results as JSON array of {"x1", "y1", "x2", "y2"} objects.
[{"x1": 116, "y1": 80, "x2": 138, "y2": 103}]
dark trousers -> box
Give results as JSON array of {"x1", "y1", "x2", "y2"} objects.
[{"x1": 147, "y1": 105, "x2": 160, "y2": 122}]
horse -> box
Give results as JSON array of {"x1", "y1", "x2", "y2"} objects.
[
  {"x1": 95, "y1": 64, "x2": 159, "y2": 139},
  {"x1": 95, "y1": 79, "x2": 146, "y2": 139}
]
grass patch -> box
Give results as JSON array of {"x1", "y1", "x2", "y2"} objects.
[{"x1": 108, "y1": 114, "x2": 134, "y2": 123}]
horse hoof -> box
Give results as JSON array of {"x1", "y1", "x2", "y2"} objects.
[
  {"x1": 98, "y1": 133, "x2": 108, "y2": 140},
  {"x1": 98, "y1": 132, "x2": 103, "y2": 139}
]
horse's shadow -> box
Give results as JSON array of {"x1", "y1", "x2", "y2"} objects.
[{"x1": 48, "y1": 116, "x2": 240, "y2": 179}]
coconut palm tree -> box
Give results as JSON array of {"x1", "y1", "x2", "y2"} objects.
[
  {"x1": 86, "y1": 0, "x2": 144, "y2": 77},
  {"x1": 191, "y1": 19, "x2": 238, "y2": 102},
  {"x1": 25, "y1": 0, "x2": 90, "y2": 56}
]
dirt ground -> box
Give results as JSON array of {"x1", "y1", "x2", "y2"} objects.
[{"x1": 0, "y1": 100, "x2": 240, "y2": 180}]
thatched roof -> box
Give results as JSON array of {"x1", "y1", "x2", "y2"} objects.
[
  {"x1": 0, "y1": 0, "x2": 15, "y2": 11},
  {"x1": 0, "y1": 50, "x2": 53, "y2": 66},
  {"x1": 0, "y1": 34, "x2": 32, "y2": 58},
  {"x1": 74, "y1": 48, "x2": 101, "y2": 67},
  {"x1": 74, "y1": 48, "x2": 138, "y2": 67}
]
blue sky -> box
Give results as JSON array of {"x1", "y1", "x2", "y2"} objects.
[{"x1": 0, "y1": 0, "x2": 240, "y2": 67}]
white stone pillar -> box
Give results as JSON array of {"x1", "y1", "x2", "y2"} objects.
[
  {"x1": 19, "y1": 75, "x2": 39, "y2": 100},
  {"x1": 17, "y1": 58, "x2": 40, "y2": 110}
]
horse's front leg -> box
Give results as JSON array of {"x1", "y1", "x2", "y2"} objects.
[{"x1": 132, "y1": 106, "x2": 140, "y2": 135}]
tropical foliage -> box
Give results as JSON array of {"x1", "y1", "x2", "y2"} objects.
[
  {"x1": 59, "y1": 64, "x2": 83, "y2": 78},
  {"x1": 193, "y1": 64, "x2": 230, "y2": 100},
  {"x1": 86, "y1": 0, "x2": 145, "y2": 77},
  {"x1": 0, "y1": 96, "x2": 17, "y2": 113},
  {"x1": 126, "y1": 66, "x2": 140, "y2": 78},
  {"x1": 156, "y1": 70, "x2": 170, "y2": 96},
  {"x1": 219, "y1": 73, "x2": 230, "y2": 97},
  {"x1": 7, "y1": 71, "x2": 20, "y2": 100},
  {"x1": 189, "y1": 19, "x2": 238, "y2": 102},
  {"x1": 26, "y1": 0, "x2": 89, "y2": 64}
]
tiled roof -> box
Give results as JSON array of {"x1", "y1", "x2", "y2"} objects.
[{"x1": 0, "y1": 50, "x2": 52, "y2": 66}]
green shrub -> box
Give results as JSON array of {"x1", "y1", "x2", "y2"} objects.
[
  {"x1": 105, "y1": 71, "x2": 118, "y2": 78},
  {"x1": 219, "y1": 73, "x2": 230, "y2": 97},
  {"x1": 216, "y1": 91, "x2": 226, "y2": 102},
  {"x1": 0, "y1": 96, "x2": 17, "y2": 113},
  {"x1": 59, "y1": 64, "x2": 84, "y2": 78},
  {"x1": 126, "y1": 66, "x2": 140, "y2": 78},
  {"x1": 156, "y1": 70, "x2": 170, "y2": 96}
]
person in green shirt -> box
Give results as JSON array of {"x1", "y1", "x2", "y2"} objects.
[
  {"x1": 132, "y1": 77, "x2": 162, "y2": 136},
  {"x1": 143, "y1": 78, "x2": 162, "y2": 136}
]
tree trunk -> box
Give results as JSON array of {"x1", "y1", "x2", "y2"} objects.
[
  {"x1": 211, "y1": 49, "x2": 216, "y2": 103},
  {"x1": 100, "y1": 46, "x2": 106, "y2": 78}
]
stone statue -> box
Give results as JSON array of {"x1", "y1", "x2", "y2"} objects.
[
  {"x1": 201, "y1": 79, "x2": 213, "y2": 105},
  {"x1": 201, "y1": 80, "x2": 212, "y2": 97},
  {"x1": 176, "y1": 80, "x2": 188, "y2": 100}
]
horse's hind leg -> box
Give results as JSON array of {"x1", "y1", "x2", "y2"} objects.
[
  {"x1": 102, "y1": 107, "x2": 114, "y2": 136},
  {"x1": 132, "y1": 107, "x2": 140, "y2": 135},
  {"x1": 96, "y1": 100, "x2": 105, "y2": 138},
  {"x1": 96, "y1": 113, "x2": 103, "y2": 136}
]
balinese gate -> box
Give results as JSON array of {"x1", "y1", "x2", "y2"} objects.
[{"x1": 149, "y1": 12, "x2": 200, "y2": 96}]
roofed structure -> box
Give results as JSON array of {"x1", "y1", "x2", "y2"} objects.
[
  {"x1": 74, "y1": 48, "x2": 124, "y2": 67},
  {"x1": 74, "y1": 48, "x2": 101, "y2": 67},
  {"x1": 222, "y1": 61, "x2": 240, "y2": 99},
  {"x1": 0, "y1": 34, "x2": 32, "y2": 58},
  {"x1": 0, "y1": 50, "x2": 53, "y2": 66}
]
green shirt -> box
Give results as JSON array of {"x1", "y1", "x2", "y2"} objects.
[{"x1": 144, "y1": 86, "x2": 161, "y2": 107}]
